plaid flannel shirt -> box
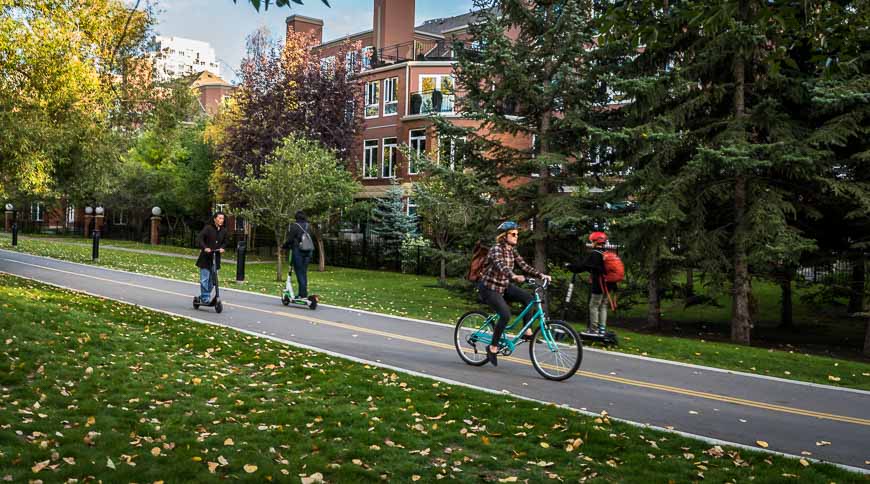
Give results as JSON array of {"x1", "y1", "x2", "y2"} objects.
[{"x1": 479, "y1": 241, "x2": 542, "y2": 293}]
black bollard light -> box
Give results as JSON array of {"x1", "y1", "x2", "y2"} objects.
[
  {"x1": 235, "y1": 239, "x2": 246, "y2": 282},
  {"x1": 11, "y1": 210, "x2": 18, "y2": 247},
  {"x1": 92, "y1": 227, "x2": 100, "y2": 261}
]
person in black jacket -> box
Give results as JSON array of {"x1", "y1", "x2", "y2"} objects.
[
  {"x1": 193, "y1": 212, "x2": 228, "y2": 305},
  {"x1": 281, "y1": 210, "x2": 314, "y2": 298},
  {"x1": 567, "y1": 231, "x2": 616, "y2": 335}
]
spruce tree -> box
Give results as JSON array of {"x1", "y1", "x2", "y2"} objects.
[
  {"x1": 371, "y1": 184, "x2": 418, "y2": 260},
  {"x1": 444, "y1": 0, "x2": 602, "y2": 271},
  {"x1": 601, "y1": 0, "x2": 840, "y2": 344}
]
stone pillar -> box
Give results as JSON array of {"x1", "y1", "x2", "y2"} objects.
[
  {"x1": 94, "y1": 214, "x2": 104, "y2": 233},
  {"x1": 83, "y1": 215, "x2": 93, "y2": 237},
  {"x1": 150, "y1": 216, "x2": 161, "y2": 245},
  {"x1": 4, "y1": 210, "x2": 11, "y2": 232}
]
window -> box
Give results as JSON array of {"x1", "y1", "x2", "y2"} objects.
[
  {"x1": 382, "y1": 137, "x2": 397, "y2": 178},
  {"x1": 408, "y1": 129, "x2": 426, "y2": 175},
  {"x1": 418, "y1": 75, "x2": 455, "y2": 113},
  {"x1": 66, "y1": 205, "x2": 75, "y2": 225},
  {"x1": 320, "y1": 56, "x2": 336, "y2": 75},
  {"x1": 363, "y1": 139, "x2": 378, "y2": 179},
  {"x1": 406, "y1": 197, "x2": 417, "y2": 217},
  {"x1": 215, "y1": 203, "x2": 228, "y2": 214},
  {"x1": 438, "y1": 136, "x2": 466, "y2": 170},
  {"x1": 31, "y1": 202, "x2": 44, "y2": 222},
  {"x1": 361, "y1": 46, "x2": 373, "y2": 70},
  {"x1": 112, "y1": 209, "x2": 128, "y2": 226},
  {"x1": 364, "y1": 81, "x2": 379, "y2": 118},
  {"x1": 383, "y1": 77, "x2": 398, "y2": 116}
]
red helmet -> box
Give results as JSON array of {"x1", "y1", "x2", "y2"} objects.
[{"x1": 588, "y1": 231, "x2": 608, "y2": 244}]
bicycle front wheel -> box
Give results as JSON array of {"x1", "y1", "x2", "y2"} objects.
[
  {"x1": 454, "y1": 311, "x2": 494, "y2": 366},
  {"x1": 530, "y1": 320, "x2": 583, "y2": 381}
]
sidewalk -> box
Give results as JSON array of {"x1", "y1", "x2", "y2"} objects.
[{"x1": 14, "y1": 236, "x2": 273, "y2": 264}]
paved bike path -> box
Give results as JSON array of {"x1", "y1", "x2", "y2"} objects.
[{"x1": 1, "y1": 249, "x2": 868, "y2": 471}]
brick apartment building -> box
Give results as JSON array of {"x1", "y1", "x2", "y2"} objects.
[{"x1": 287, "y1": 0, "x2": 530, "y2": 215}]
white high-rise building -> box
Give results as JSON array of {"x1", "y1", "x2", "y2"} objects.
[{"x1": 151, "y1": 36, "x2": 221, "y2": 81}]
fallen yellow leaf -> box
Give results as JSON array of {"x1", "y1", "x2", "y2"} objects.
[
  {"x1": 243, "y1": 464, "x2": 257, "y2": 473},
  {"x1": 756, "y1": 440, "x2": 769, "y2": 448},
  {"x1": 499, "y1": 478, "x2": 519, "y2": 483},
  {"x1": 151, "y1": 447, "x2": 161, "y2": 457},
  {"x1": 412, "y1": 475, "x2": 421, "y2": 481},
  {"x1": 224, "y1": 438, "x2": 234, "y2": 446},
  {"x1": 208, "y1": 462, "x2": 219, "y2": 473},
  {"x1": 799, "y1": 458, "x2": 809, "y2": 467},
  {"x1": 540, "y1": 442, "x2": 550, "y2": 448}
]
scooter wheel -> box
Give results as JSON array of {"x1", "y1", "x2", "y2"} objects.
[
  {"x1": 193, "y1": 297, "x2": 200, "y2": 310},
  {"x1": 193, "y1": 303, "x2": 200, "y2": 309},
  {"x1": 215, "y1": 302, "x2": 223, "y2": 314},
  {"x1": 282, "y1": 295, "x2": 290, "y2": 306},
  {"x1": 309, "y1": 300, "x2": 317, "y2": 310}
]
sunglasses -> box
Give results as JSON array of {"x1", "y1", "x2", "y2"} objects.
[{"x1": 507, "y1": 232, "x2": 519, "y2": 237}]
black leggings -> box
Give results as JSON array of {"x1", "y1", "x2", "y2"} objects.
[{"x1": 479, "y1": 284, "x2": 533, "y2": 348}]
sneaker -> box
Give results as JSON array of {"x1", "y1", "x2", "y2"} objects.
[
  {"x1": 486, "y1": 347, "x2": 499, "y2": 367},
  {"x1": 597, "y1": 326, "x2": 607, "y2": 336}
]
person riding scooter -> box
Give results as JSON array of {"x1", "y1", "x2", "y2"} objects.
[{"x1": 193, "y1": 211, "x2": 227, "y2": 308}]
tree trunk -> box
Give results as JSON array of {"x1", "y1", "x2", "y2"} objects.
[
  {"x1": 276, "y1": 245, "x2": 283, "y2": 282},
  {"x1": 780, "y1": 276, "x2": 793, "y2": 329},
  {"x1": 440, "y1": 257, "x2": 446, "y2": 283},
  {"x1": 730, "y1": 51, "x2": 752, "y2": 345},
  {"x1": 647, "y1": 267, "x2": 662, "y2": 329},
  {"x1": 317, "y1": 236, "x2": 326, "y2": 272},
  {"x1": 848, "y1": 252, "x2": 866, "y2": 314},
  {"x1": 534, "y1": 112, "x2": 551, "y2": 273},
  {"x1": 864, "y1": 317, "x2": 870, "y2": 357},
  {"x1": 685, "y1": 268, "x2": 694, "y2": 297}
]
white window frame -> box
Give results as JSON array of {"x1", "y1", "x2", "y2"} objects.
[
  {"x1": 382, "y1": 137, "x2": 397, "y2": 179},
  {"x1": 383, "y1": 77, "x2": 398, "y2": 116},
  {"x1": 361, "y1": 46, "x2": 373, "y2": 70},
  {"x1": 418, "y1": 75, "x2": 455, "y2": 114},
  {"x1": 408, "y1": 129, "x2": 427, "y2": 175},
  {"x1": 66, "y1": 205, "x2": 75, "y2": 225},
  {"x1": 363, "y1": 139, "x2": 379, "y2": 179},
  {"x1": 364, "y1": 81, "x2": 379, "y2": 119},
  {"x1": 31, "y1": 202, "x2": 44, "y2": 222},
  {"x1": 112, "y1": 209, "x2": 128, "y2": 226},
  {"x1": 406, "y1": 197, "x2": 417, "y2": 217}
]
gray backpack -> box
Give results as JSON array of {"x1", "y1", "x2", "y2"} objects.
[{"x1": 296, "y1": 223, "x2": 315, "y2": 252}]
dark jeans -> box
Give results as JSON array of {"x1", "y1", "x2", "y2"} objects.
[
  {"x1": 478, "y1": 283, "x2": 533, "y2": 348},
  {"x1": 292, "y1": 248, "x2": 312, "y2": 297}
]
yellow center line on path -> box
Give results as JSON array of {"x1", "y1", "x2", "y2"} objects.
[{"x1": 3, "y1": 256, "x2": 869, "y2": 427}]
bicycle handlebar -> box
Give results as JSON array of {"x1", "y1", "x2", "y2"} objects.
[{"x1": 526, "y1": 278, "x2": 549, "y2": 289}]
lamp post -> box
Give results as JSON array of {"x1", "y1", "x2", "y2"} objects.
[
  {"x1": 84, "y1": 206, "x2": 93, "y2": 238},
  {"x1": 4, "y1": 203, "x2": 11, "y2": 232},
  {"x1": 92, "y1": 206, "x2": 104, "y2": 261},
  {"x1": 5, "y1": 203, "x2": 17, "y2": 246},
  {"x1": 150, "y1": 206, "x2": 161, "y2": 245}
]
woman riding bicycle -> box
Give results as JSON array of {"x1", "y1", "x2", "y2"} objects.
[{"x1": 478, "y1": 221, "x2": 552, "y2": 366}]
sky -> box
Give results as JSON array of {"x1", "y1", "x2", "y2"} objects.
[{"x1": 152, "y1": 0, "x2": 476, "y2": 82}]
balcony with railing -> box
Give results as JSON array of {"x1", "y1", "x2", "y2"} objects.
[
  {"x1": 409, "y1": 89, "x2": 457, "y2": 115},
  {"x1": 370, "y1": 39, "x2": 474, "y2": 69}
]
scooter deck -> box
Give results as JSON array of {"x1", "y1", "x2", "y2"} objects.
[{"x1": 579, "y1": 331, "x2": 618, "y2": 346}]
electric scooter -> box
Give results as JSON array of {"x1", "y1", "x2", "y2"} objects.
[
  {"x1": 193, "y1": 252, "x2": 223, "y2": 314},
  {"x1": 281, "y1": 263, "x2": 318, "y2": 310},
  {"x1": 563, "y1": 272, "x2": 618, "y2": 345}
]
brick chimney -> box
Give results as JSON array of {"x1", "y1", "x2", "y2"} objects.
[
  {"x1": 286, "y1": 14, "x2": 324, "y2": 45},
  {"x1": 373, "y1": 0, "x2": 415, "y2": 57}
]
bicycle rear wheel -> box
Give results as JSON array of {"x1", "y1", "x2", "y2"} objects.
[
  {"x1": 454, "y1": 311, "x2": 494, "y2": 366},
  {"x1": 530, "y1": 320, "x2": 582, "y2": 381}
]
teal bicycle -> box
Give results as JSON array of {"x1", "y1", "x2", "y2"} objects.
[{"x1": 454, "y1": 279, "x2": 583, "y2": 381}]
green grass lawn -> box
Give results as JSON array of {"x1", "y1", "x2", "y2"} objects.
[
  {"x1": 2, "y1": 235, "x2": 869, "y2": 391},
  {"x1": 0, "y1": 273, "x2": 863, "y2": 483}
]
